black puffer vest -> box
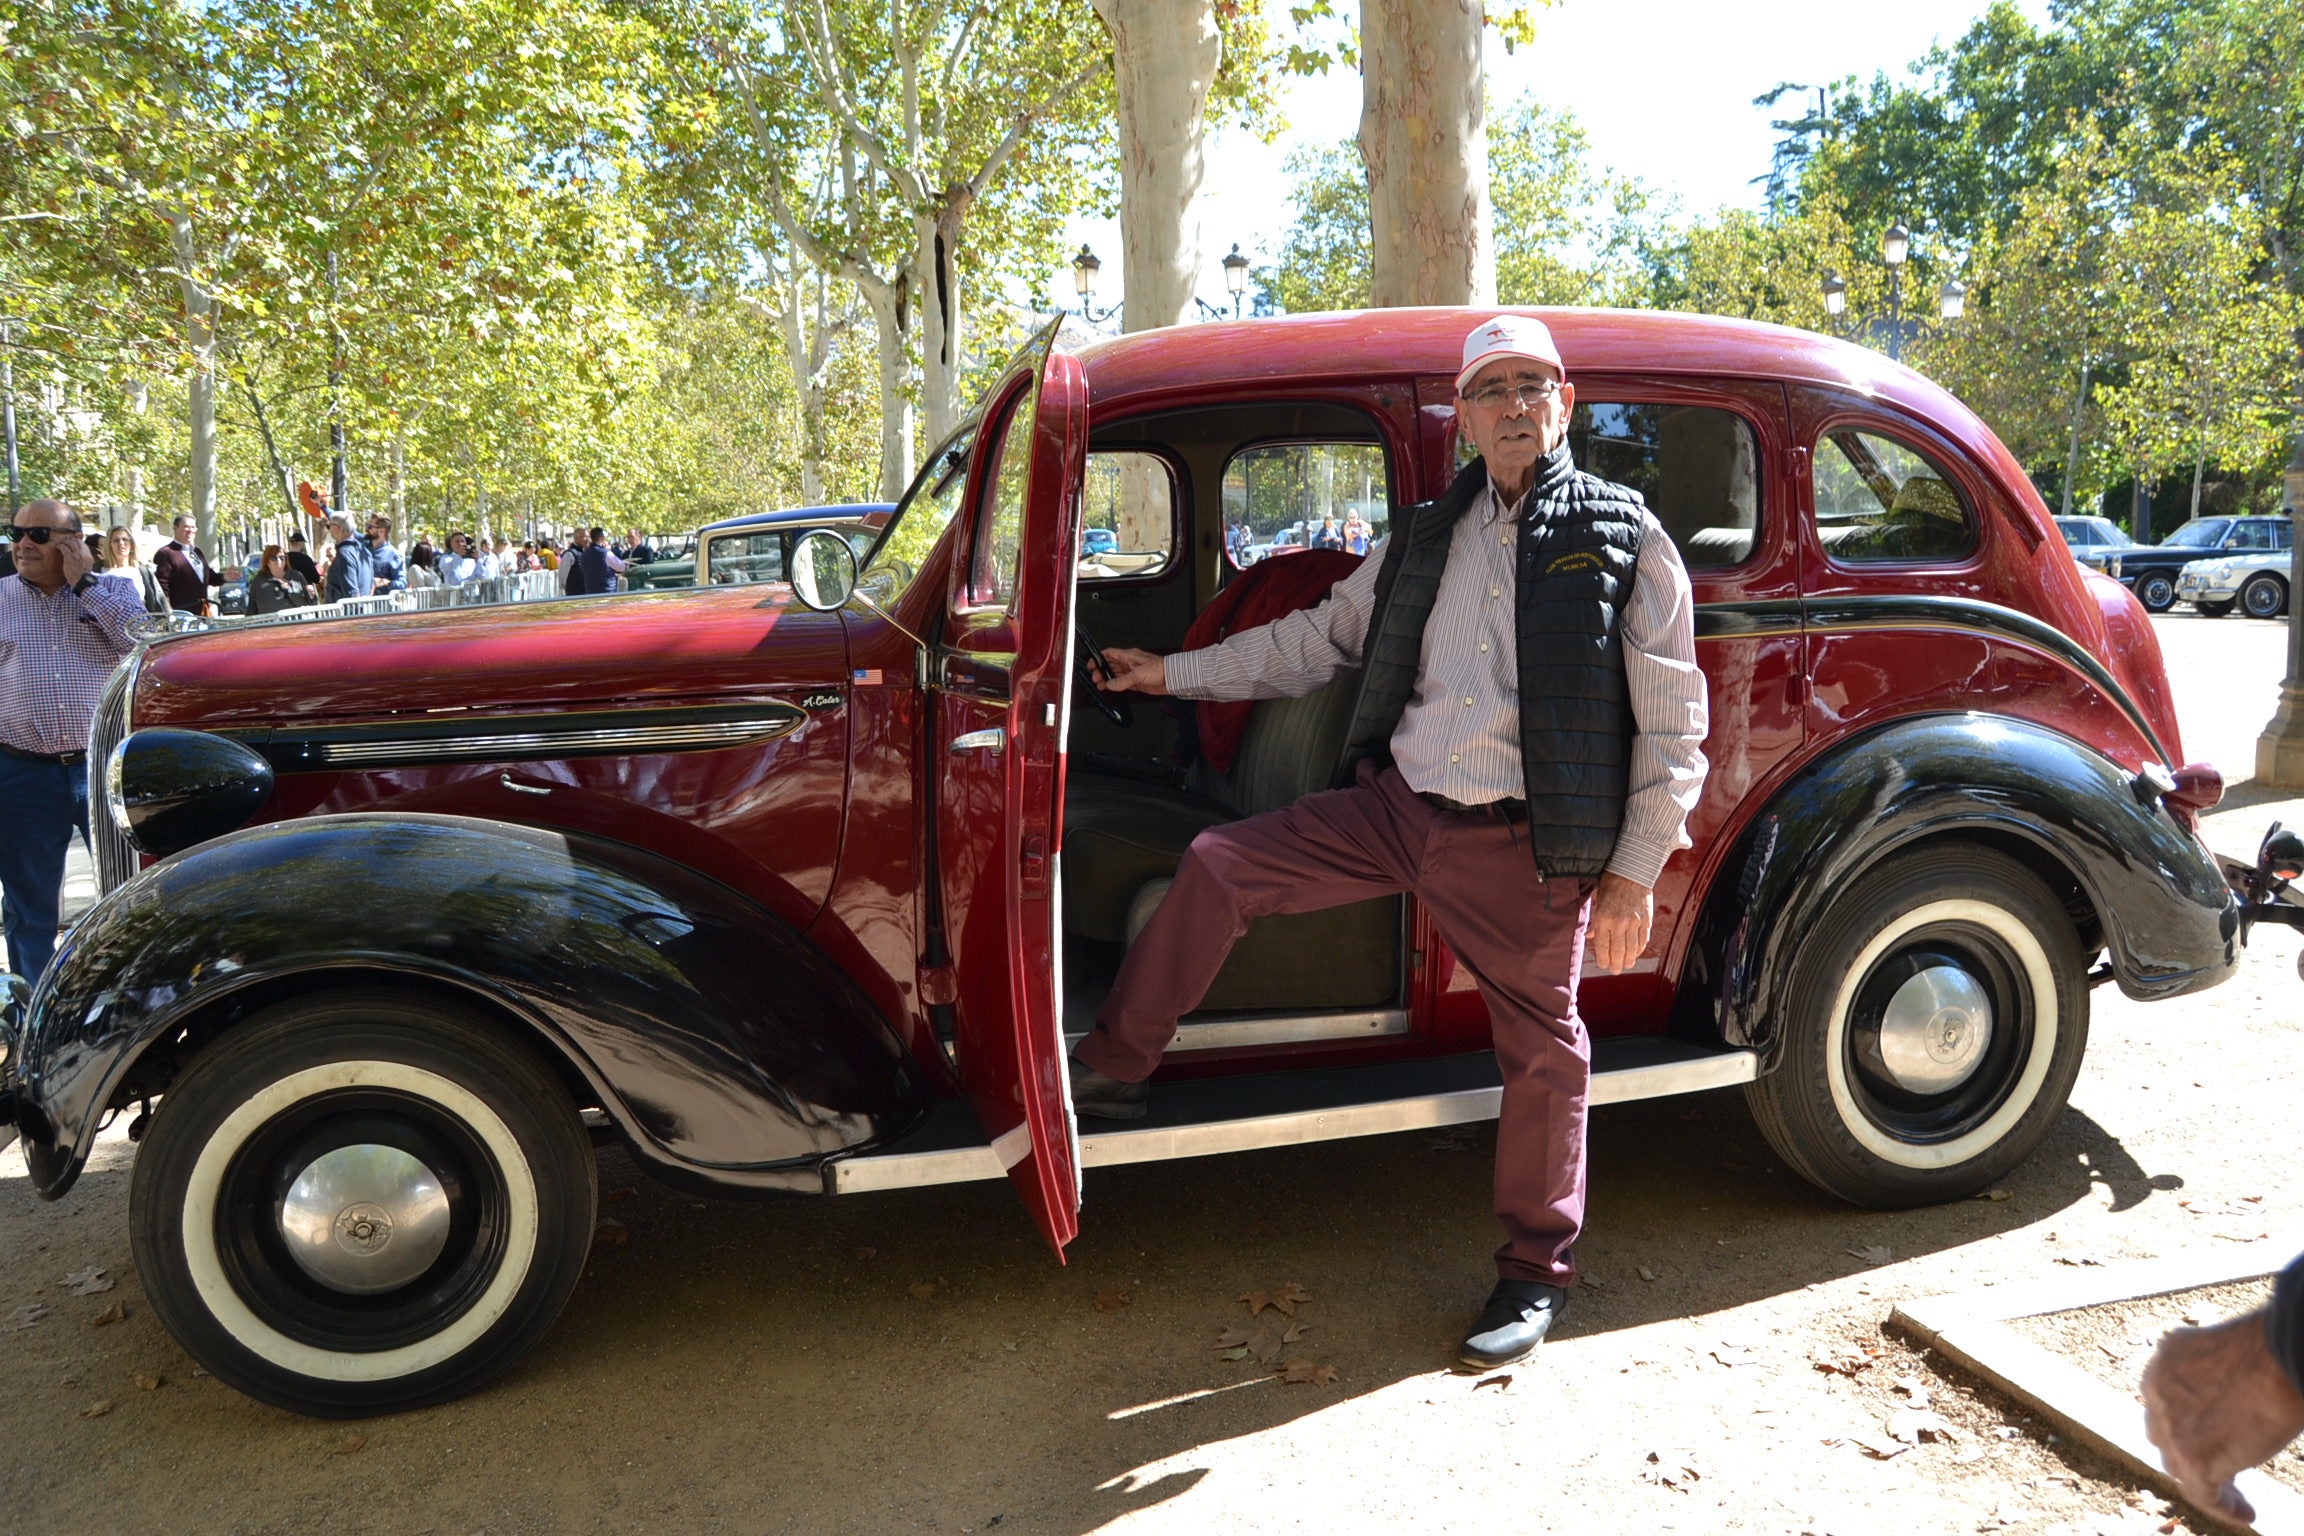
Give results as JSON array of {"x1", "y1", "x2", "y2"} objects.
[{"x1": 1338, "y1": 447, "x2": 1646, "y2": 879}]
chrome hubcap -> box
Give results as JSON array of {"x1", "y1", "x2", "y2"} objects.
[
  {"x1": 1875, "y1": 964, "x2": 1993, "y2": 1093},
  {"x1": 279, "y1": 1143, "x2": 452, "y2": 1294}
]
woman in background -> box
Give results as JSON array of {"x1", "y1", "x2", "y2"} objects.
[
  {"x1": 100, "y1": 525, "x2": 171, "y2": 615},
  {"x1": 247, "y1": 544, "x2": 317, "y2": 615}
]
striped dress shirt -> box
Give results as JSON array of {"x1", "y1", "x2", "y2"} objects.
[
  {"x1": 1165, "y1": 479, "x2": 1710, "y2": 887},
  {"x1": 0, "y1": 573, "x2": 144, "y2": 756}
]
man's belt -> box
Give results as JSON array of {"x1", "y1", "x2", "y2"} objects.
[
  {"x1": 1418, "y1": 790, "x2": 1529, "y2": 822},
  {"x1": 0, "y1": 742, "x2": 87, "y2": 767}
]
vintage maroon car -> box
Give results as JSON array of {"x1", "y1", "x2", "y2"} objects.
[{"x1": 0, "y1": 309, "x2": 2240, "y2": 1416}]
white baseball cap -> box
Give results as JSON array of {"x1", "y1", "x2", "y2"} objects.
[{"x1": 1456, "y1": 315, "x2": 1566, "y2": 392}]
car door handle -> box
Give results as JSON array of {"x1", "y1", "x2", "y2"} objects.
[
  {"x1": 500, "y1": 773, "x2": 553, "y2": 796},
  {"x1": 950, "y1": 728, "x2": 1005, "y2": 754}
]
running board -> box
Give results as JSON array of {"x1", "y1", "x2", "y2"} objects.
[{"x1": 827, "y1": 1037, "x2": 1757, "y2": 1195}]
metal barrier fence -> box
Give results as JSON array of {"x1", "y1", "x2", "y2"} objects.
[{"x1": 133, "y1": 569, "x2": 567, "y2": 642}]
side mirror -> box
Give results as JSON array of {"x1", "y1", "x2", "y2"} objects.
[
  {"x1": 2261, "y1": 823, "x2": 2304, "y2": 883},
  {"x1": 789, "y1": 528, "x2": 859, "y2": 612}
]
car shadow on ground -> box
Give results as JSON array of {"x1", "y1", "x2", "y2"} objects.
[{"x1": 0, "y1": 1081, "x2": 2184, "y2": 1533}]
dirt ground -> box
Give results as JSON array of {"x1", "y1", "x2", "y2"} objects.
[{"x1": 3, "y1": 610, "x2": 2301, "y2": 1536}]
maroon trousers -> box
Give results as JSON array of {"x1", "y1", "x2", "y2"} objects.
[{"x1": 1075, "y1": 763, "x2": 1595, "y2": 1285}]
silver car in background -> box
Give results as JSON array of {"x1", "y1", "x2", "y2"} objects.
[{"x1": 2179, "y1": 549, "x2": 2292, "y2": 619}]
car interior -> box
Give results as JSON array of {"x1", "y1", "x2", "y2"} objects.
[{"x1": 1058, "y1": 391, "x2": 1767, "y2": 1042}]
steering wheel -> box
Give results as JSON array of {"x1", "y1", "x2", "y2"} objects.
[{"x1": 1073, "y1": 617, "x2": 1133, "y2": 730}]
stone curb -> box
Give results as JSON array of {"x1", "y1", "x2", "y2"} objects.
[{"x1": 1891, "y1": 1241, "x2": 2304, "y2": 1534}]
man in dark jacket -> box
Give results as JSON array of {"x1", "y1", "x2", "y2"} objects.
[
  {"x1": 152, "y1": 515, "x2": 227, "y2": 614},
  {"x1": 2144, "y1": 1254, "x2": 2304, "y2": 1521},
  {"x1": 577, "y1": 525, "x2": 625, "y2": 595},
  {"x1": 322, "y1": 515, "x2": 371, "y2": 602},
  {"x1": 284, "y1": 531, "x2": 321, "y2": 586},
  {"x1": 1072, "y1": 316, "x2": 1709, "y2": 1371}
]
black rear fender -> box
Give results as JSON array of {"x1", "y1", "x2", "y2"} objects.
[
  {"x1": 13, "y1": 815, "x2": 934, "y2": 1198},
  {"x1": 1675, "y1": 714, "x2": 2238, "y2": 1064}
]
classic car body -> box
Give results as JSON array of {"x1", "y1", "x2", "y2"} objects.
[
  {"x1": 2178, "y1": 548, "x2": 2293, "y2": 619},
  {"x1": 2052, "y1": 514, "x2": 2134, "y2": 575},
  {"x1": 0, "y1": 308, "x2": 2240, "y2": 1416},
  {"x1": 621, "y1": 503, "x2": 894, "y2": 591}
]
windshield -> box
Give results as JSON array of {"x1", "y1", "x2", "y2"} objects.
[{"x1": 2166, "y1": 519, "x2": 2232, "y2": 548}]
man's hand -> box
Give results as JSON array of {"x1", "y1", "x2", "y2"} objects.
[
  {"x1": 2142, "y1": 1308, "x2": 2304, "y2": 1522},
  {"x1": 54, "y1": 531, "x2": 96, "y2": 588},
  {"x1": 1586, "y1": 872, "x2": 1652, "y2": 973},
  {"x1": 1096, "y1": 647, "x2": 1170, "y2": 695}
]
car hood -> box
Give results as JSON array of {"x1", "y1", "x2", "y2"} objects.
[
  {"x1": 2120, "y1": 542, "x2": 2241, "y2": 564},
  {"x1": 134, "y1": 587, "x2": 849, "y2": 730}
]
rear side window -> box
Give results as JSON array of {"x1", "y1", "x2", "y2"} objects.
[
  {"x1": 1815, "y1": 428, "x2": 1976, "y2": 564},
  {"x1": 1569, "y1": 403, "x2": 1760, "y2": 570},
  {"x1": 1079, "y1": 451, "x2": 1178, "y2": 581},
  {"x1": 1222, "y1": 442, "x2": 1388, "y2": 567}
]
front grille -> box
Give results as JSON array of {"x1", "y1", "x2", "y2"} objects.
[{"x1": 87, "y1": 654, "x2": 140, "y2": 896}]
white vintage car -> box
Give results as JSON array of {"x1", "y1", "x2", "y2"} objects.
[{"x1": 2178, "y1": 549, "x2": 2292, "y2": 618}]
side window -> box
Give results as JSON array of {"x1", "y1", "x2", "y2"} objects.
[
  {"x1": 1222, "y1": 441, "x2": 1387, "y2": 567},
  {"x1": 1569, "y1": 402, "x2": 1760, "y2": 570},
  {"x1": 2231, "y1": 521, "x2": 2277, "y2": 551},
  {"x1": 703, "y1": 531, "x2": 786, "y2": 585},
  {"x1": 1814, "y1": 428, "x2": 1977, "y2": 564},
  {"x1": 862, "y1": 426, "x2": 977, "y2": 604},
  {"x1": 1079, "y1": 451, "x2": 1177, "y2": 580},
  {"x1": 968, "y1": 389, "x2": 1036, "y2": 609}
]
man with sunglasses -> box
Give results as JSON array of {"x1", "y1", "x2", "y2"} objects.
[
  {"x1": 0, "y1": 500, "x2": 145, "y2": 982},
  {"x1": 1073, "y1": 315, "x2": 1708, "y2": 1373}
]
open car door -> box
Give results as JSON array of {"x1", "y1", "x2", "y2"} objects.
[{"x1": 934, "y1": 326, "x2": 1088, "y2": 1257}]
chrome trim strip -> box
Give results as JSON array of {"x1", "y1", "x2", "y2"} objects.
[
  {"x1": 309, "y1": 715, "x2": 802, "y2": 765},
  {"x1": 87, "y1": 654, "x2": 142, "y2": 895},
  {"x1": 1063, "y1": 1009, "x2": 1410, "y2": 1056},
  {"x1": 828, "y1": 1047, "x2": 1758, "y2": 1193}
]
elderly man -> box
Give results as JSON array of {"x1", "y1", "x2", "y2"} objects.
[
  {"x1": 1074, "y1": 316, "x2": 1709, "y2": 1370},
  {"x1": 322, "y1": 515, "x2": 372, "y2": 602},
  {"x1": 152, "y1": 514, "x2": 226, "y2": 616},
  {"x1": 0, "y1": 500, "x2": 145, "y2": 981},
  {"x1": 2143, "y1": 1254, "x2": 2304, "y2": 1522}
]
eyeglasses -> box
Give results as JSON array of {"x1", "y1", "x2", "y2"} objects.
[
  {"x1": 1463, "y1": 378, "x2": 1563, "y2": 410},
  {"x1": 6, "y1": 524, "x2": 63, "y2": 544}
]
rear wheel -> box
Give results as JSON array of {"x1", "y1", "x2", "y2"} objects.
[
  {"x1": 2134, "y1": 571, "x2": 2177, "y2": 612},
  {"x1": 131, "y1": 992, "x2": 596, "y2": 1417},
  {"x1": 2242, "y1": 573, "x2": 2288, "y2": 620},
  {"x1": 1745, "y1": 846, "x2": 2087, "y2": 1207}
]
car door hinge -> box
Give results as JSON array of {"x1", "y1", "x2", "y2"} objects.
[
  {"x1": 1785, "y1": 445, "x2": 1809, "y2": 485},
  {"x1": 1020, "y1": 834, "x2": 1049, "y2": 889},
  {"x1": 918, "y1": 964, "x2": 958, "y2": 1007}
]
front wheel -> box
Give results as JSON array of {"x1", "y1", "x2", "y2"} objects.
[
  {"x1": 2242, "y1": 573, "x2": 2288, "y2": 620},
  {"x1": 1745, "y1": 846, "x2": 2087, "y2": 1208},
  {"x1": 131, "y1": 992, "x2": 597, "y2": 1417},
  {"x1": 2134, "y1": 571, "x2": 2177, "y2": 612}
]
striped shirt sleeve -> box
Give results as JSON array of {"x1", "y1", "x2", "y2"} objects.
[
  {"x1": 1606, "y1": 512, "x2": 1709, "y2": 889},
  {"x1": 1162, "y1": 549, "x2": 1386, "y2": 702}
]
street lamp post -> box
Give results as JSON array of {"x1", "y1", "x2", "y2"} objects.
[
  {"x1": 1069, "y1": 245, "x2": 1121, "y2": 327},
  {"x1": 2256, "y1": 423, "x2": 2304, "y2": 788},
  {"x1": 1881, "y1": 222, "x2": 1910, "y2": 361},
  {"x1": 1222, "y1": 244, "x2": 1250, "y2": 318},
  {"x1": 1, "y1": 318, "x2": 18, "y2": 518}
]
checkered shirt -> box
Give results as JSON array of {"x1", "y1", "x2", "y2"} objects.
[{"x1": 0, "y1": 573, "x2": 144, "y2": 755}]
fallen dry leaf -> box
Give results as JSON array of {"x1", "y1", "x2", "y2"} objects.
[
  {"x1": 89, "y1": 1302, "x2": 125, "y2": 1327},
  {"x1": 80, "y1": 1400, "x2": 114, "y2": 1420},
  {"x1": 1846, "y1": 1244, "x2": 1892, "y2": 1266},
  {"x1": 1642, "y1": 1449, "x2": 1705, "y2": 1491},
  {"x1": 1812, "y1": 1349, "x2": 1879, "y2": 1377},
  {"x1": 61, "y1": 1266, "x2": 115, "y2": 1296},
  {"x1": 1092, "y1": 1287, "x2": 1132, "y2": 1314},
  {"x1": 333, "y1": 1433, "x2": 366, "y2": 1455},
  {"x1": 907, "y1": 1278, "x2": 944, "y2": 1302},
  {"x1": 603, "y1": 1186, "x2": 638, "y2": 1204},
  {"x1": 1637, "y1": 1265, "x2": 1658, "y2": 1283},
  {"x1": 1975, "y1": 1186, "x2": 2013, "y2": 1202},
  {"x1": 1851, "y1": 1436, "x2": 1909, "y2": 1461},
  {"x1": 1472, "y1": 1372, "x2": 1513, "y2": 1392},
  {"x1": 1213, "y1": 1324, "x2": 1289, "y2": 1364},
  {"x1": 1891, "y1": 1374, "x2": 1932, "y2": 1407},
  {"x1": 1238, "y1": 1282, "x2": 1313, "y2": 1318},
  {"x1": 1885, "y1": 1407, "x2": 1956, "y2": 1445},
  {"x1": 1273, "y1": 1361, "x2": 1338, "y2": 1385},
  {"x1": 1580, "y1": 1275, "x2": 1606, "y2": 1289},
  {"x1": 591, "y1": 1220, "x2": 628, "y2": 1248},
  {"x1": 134, "y1": 1375, "x2": 163, "y2": 1392},
  {"x1": 3, "y1": 1304, "x2": 49, "y2": 1333},
  {"x1": 1951, "y1": 1444, "x2": 1987, "y2": 1465}
]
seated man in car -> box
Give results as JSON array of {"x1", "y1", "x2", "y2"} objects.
[{"x1": 1073, "y1": 315, "x2": 1710, "y2": 1372}]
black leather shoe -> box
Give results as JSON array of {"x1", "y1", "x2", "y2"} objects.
[
  {"x1": 1069, "y1": 1058, "x2": 1150, "y2": 1120},
  {"x1": 1457, "y1": 1280, "x2": 1568, "y2": 1370}
]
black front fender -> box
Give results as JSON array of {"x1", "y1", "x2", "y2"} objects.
[
  {"x1": 14, "y1": 814, "x2": 934, "y2": 1198},
  {"x1": 1684, "y1": 713, "x2": 2238, "y2": 1061}
]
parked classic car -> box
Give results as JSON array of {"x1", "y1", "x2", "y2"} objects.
[
  {"x1": 2111, "y1": 513, "x2": 2293, "y2": 612},
  {"x1": 2178, "y1": 547, "x2": 2293, "y2": 619},
  {"x1": 0, "y1": 309, "x2": 2241, "y2": 1418},
  {"x1": 2052, "y1": 514, "x2": 2135, "y2": 575},
  {"x1": 622, "y1": 504, "x2": 895, "y2": 591}
]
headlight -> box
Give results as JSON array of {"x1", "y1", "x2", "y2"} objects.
[{"x1": 107, "y1": 728, "x2": 275, "y2": 858}]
